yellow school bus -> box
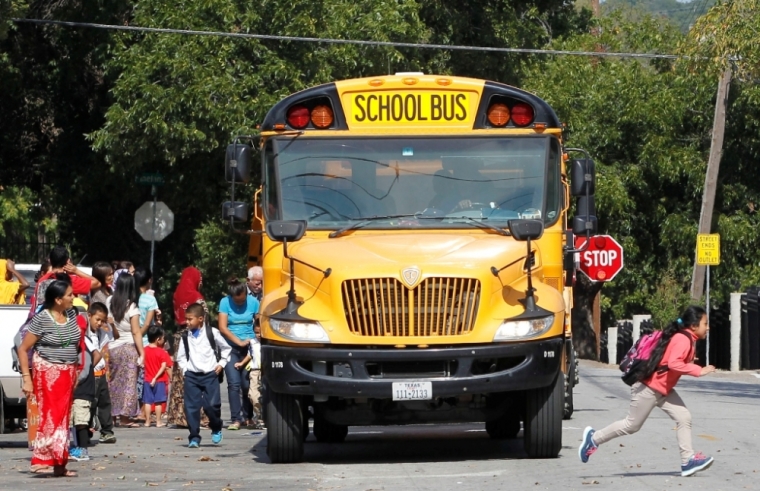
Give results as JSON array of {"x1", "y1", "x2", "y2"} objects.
[{"x1": 223, "y1": 73, "x2": 596, "y2": 463}]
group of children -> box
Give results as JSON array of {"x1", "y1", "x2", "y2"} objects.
[
  {"x1": 69, "y1": 303, "x2": 173, "y2": 460},
  {"x1": 71, "y1": 300, "x2": 255, "y2": 453}
]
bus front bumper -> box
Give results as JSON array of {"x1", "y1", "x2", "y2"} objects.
[{"x1": 262, "y1": 337, "x2": 563, "y2": 399}]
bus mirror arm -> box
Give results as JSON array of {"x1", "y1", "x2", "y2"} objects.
[
  {"x1": 291, "y1": 256, "x2": 331, "y2": 278},
  {"x1": 506, "y1": 220, "x2": 552, "y2": 318}
]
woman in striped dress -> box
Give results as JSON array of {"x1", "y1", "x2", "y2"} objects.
[{"x1": 18, "y1": 279, "x2": 82, "y2": 477}]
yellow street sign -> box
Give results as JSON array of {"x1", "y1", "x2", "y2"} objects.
[{"x1": 697, "y1": 234, "x2": 720, "y2": 265}]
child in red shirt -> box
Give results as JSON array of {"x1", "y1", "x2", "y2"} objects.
[
  {"x1": 579, "y1": 305, "x2": 717, "y2": 477},
  {"x1": 143, "y1": 325, "x2": 173, "y2": 427}
]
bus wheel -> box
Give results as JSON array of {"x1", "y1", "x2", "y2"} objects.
[
  {"x1": 485, "y1": 411, "x2": 521, "y2": 439},
  {"x1": 266, "y1": 391, "x2": 304, "y2": 463},
  {"x1": 313, "y1": 412, "x2": 348, "y2": 443},
  {"x1": 524, "y1": 372, "x2": 563, "y2": 458}
]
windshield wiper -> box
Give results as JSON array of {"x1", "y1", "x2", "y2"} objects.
[
  {"x1": 328, "y1": 214, "x2": 423, "y2": 238},
  {"x1": 444, "y1": 216, "x2": 511, "y2": 236}
]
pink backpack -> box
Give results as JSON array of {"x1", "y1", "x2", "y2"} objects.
[{"x1": 619, "y1": 331, "x2": 691, "y2": 386}]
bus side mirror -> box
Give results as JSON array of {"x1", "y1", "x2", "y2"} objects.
[
  {"x1": 225, "y1": 143, "x2": 252, "y2": 183},
  {"x1": 572, "y1": 195, "x2": 598, "y2": 234},
  {"x1": 266, "y1": 220, "x2": 307, "y2": 243},
  {"x1": 570, "y1": 158, "x2": 595, "y2": 197},
  {"x1": 508, "y1": 219, "x2": 544, "y2": 241},
  {"x1": 222, "y1": 201, "x2": 249, "y2": 222}
]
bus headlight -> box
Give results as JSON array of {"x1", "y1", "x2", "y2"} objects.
[
  {"x1": 269, "y1": 318, "x2": 331, "y2": 343},
  {"x1": 493, "y1": 314, "x2": 554, "y2": 341}
]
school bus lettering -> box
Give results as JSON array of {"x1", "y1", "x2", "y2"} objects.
[{"x1": 349, "y1": 91, "x2": 473, "y2": 127}]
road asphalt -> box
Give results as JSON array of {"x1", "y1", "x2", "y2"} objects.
[{"x1": 1, "y1": 360, "x2": 759, "y2": 490}]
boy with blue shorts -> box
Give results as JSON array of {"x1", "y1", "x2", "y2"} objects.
[{"x1": 142, "y1": 325, "x2": 172, "y2": 426}]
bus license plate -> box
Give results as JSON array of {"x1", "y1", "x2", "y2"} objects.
[{"x1": 392, "y1": 381, "x2": 432, "y2": 401}]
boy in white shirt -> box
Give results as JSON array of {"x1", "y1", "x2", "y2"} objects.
[
  {"x1": 87, "y1": 302, "x2": 117, "y2": 444},
  {"x1": 176, "y1": 303, "x2": 231, "y2": 448}
]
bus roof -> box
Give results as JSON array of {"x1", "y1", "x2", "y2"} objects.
[{"x1": 260, "y1": 75, "x2": 561, "y2": 133}]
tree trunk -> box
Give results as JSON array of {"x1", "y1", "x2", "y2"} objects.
[{"x1": 572, "y1": 273, "x2": 604, "y2": 360}]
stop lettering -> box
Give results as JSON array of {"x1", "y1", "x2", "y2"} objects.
[{"x1": 573, "y1": 235, "x2": 624, "y2": 282}]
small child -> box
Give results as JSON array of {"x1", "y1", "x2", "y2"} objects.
[
  {"x1": 176, "y1": 303, "x2": 231, "y2": 447},
  {"x1": 236, "y1": 338, "x2": 264, "y2": 429},
  {"x1": 69, "y1": 304, "x2": 107, "y2": 461},
  {"x1": 87, "y1": 302, "x2": 117, "y2": 443},
  {"x1": 579, "y1": 305, "x2": 717, "y2": 477},
  {"x1": 142, "y1": 325, "x2": 173, "y2": 427}
]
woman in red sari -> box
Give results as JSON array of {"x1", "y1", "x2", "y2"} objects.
[
  {"x1": 166, "y1": 266, "x2": 208, "y2": 427},
  {"x1": 18, "y1": 279, "x2": 82, "y2": 477}
]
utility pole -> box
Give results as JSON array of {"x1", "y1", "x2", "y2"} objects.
[{"x1": 691, "y1": 66, "x2": 732, "y2": 302}]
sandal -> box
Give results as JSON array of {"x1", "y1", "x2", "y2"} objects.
[
  {"x1": 227, "y1": 421, "x2": 241, "y2": 430},
  {"x1": 30, "y1": 465, "x2": 52, "y2": 474}
]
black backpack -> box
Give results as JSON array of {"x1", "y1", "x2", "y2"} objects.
[{"x1": 181, "y1": 325, "x2": 224, "y2": 383}]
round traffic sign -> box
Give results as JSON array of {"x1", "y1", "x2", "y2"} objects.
[
  {"x1": 134, "y1": 201, "x2": 174, "y2": 242},
  {"x1": 574, "y1": 234, "x2": 624, "y2": 282}
]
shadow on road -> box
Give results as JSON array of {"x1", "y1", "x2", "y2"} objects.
[
  {"x1": 679, "y1": 379, "x2": 760, "y2": 401},
  {"x1": 251, "y1": 425, "x2": 536, "y2": 464}
]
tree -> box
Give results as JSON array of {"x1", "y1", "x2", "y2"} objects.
[
  {"x1": 522, "y1": 13, "x2": 718, "y2": 357},
  {"x1": 0, "y1": 1, "x2": 132, "y2": 252},
  {"x1": 417, "y1": 0, "x2": 592, "y2": 85}
]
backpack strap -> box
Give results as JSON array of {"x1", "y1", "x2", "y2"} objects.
[
  {"x1": 182, "y1": 331, "x2": 190, "y2": 362},
  {"x1": 206, "y1": 324, "x2": 220, "y2": 362},
  {"x1": 183, "y1": 326, "x2": 221, "y2": 363}
]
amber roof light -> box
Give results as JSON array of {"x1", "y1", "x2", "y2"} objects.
[
  {"x1": 311, "y1": 105, "x2": 334, "y2": 129},
  {"x1": 487, "y1": 103, "x2": 510, "y2": 127}
]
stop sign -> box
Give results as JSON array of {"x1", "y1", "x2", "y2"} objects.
[
  {"x1": 574, "y1": 235, "x2": 624, "y2": 282},
  {"x1": 134, "y1": 201, "x2": 174, "y2": 242}
]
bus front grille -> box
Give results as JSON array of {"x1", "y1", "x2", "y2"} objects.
[{"x1": 341, "y1": 277, "x2": 480, "y2": 337}]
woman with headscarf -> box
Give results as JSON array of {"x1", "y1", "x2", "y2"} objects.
[
  {"x1": 0, "y1": 259, "x2": 29, "y2": 304},
  {"x1": 167, "y1": 266, "x2": 208, "y2": 427}
]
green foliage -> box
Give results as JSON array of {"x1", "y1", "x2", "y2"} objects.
[
  {"x1": 0, "y1": 185, "x2": 56, "y2": 237},
  {"x1": 192, "y1": 219, "x2": 250, "y2": 315},
  {"x1": 526, "y1": 9, "x2": 760, "y2": 329},
  {"x1": 600, "y1": 0, "x2": 716, "y2": 33},
  {"x1": 680, "y1": 0, "x2": 760, "y2": 79},
  {"x1": 417, "y1": 0, "x2": 592, "y2": 84},
  {"x1": 522, "y1": 13, "x2": 715, "y2": 323},
  {"x1": 637, "y1": 271, "x2": 693, "y2": 330},
  {"x1": 0, "y1": 0, "x2": 27, "y2": 40}
]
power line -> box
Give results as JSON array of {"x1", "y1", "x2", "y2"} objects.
[
  {"x1": 682, "y1": 0, "x2": 711, "y2": 32},
  {"x1": 12, "y1": 18, "x2": 682, "y2": 60}
]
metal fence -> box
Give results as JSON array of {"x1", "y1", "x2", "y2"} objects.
[{"x1": 0, "y1": 235, "x2": 58, "y2": 264}]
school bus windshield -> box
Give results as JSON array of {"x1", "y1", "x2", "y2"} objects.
[{"x1": 266, "y1": 135, "x2": 561, "y2": 230}]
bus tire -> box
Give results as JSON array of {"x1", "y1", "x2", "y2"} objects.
[
  {"x1": 266, "y1": 390, "x2": 304, "y2": 463},
  {"x1": 524, "y1": 372, "x2": 563, "y2": 458},
  {"x1": 313, "y1": 412, "x2": 348, "y2": 443},
  {"x1": 485, "y1": 411, "x2": 521, "y2": 439}
]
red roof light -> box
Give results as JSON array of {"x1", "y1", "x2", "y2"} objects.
[
  {"x1": 287, "y1": 105, "x2": 310, "y2": 129},
  {"x1": 511, "y1": 103, "x2": 534, "y2": 127}
]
